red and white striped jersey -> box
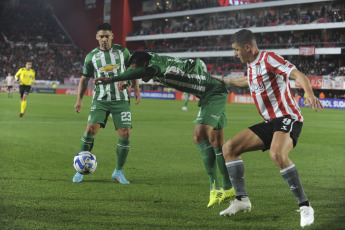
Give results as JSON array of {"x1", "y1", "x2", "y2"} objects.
[{"x1": 247, "y1": 51, "x2": 304, "y2": 122}]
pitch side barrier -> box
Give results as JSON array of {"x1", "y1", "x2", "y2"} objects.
[
  {"x1": 299, "y1": 98, "x2": 345, "y2": 110},
  {"x1": 1, "y1": 87, "x2": 344, "y2": 110}
]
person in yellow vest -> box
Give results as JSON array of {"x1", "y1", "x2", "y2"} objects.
[{"x1": 14, "y1": 61, "x2": 36, "y2": 117}]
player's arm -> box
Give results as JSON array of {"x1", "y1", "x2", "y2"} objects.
[
  {"x1": 289, "y1": 69, "x2": 323, "y2": 112},
  {"x1": 95, "y1": 66, "x2": 160, "y2": 85},
  {"x1": 229, "y1": 76, "x2": 249, "y2": 87},
  {"x1": 211, "y1": 76, "x2": 249, "y2": 87},
  {"x1": 32, "y1": 71, "x2": 36, "y2": 85},
  {"x1": 14, "y1": 69, "x2": 21, "y2": 81},
  {"x1": 74, "y1": 76, "x2": 90, "y2": 113}
]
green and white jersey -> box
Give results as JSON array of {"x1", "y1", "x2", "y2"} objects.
[
  {"x1": 147, "y1": 52, "x2": 226, "y2": 99},
  {"x1": 83, "y1": 44, "x2": 130, "y2": 101}
]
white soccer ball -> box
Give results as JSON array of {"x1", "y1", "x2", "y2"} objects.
[{"x1": 73, "y1": 151, "x2": 97, "y2": 175}]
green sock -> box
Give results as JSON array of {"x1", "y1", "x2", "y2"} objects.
[
  {"x1": 183, "y1": 94, "x2": 190, "y2": 106},
  {"x1": 80, "y1": 133, "x2": 94, "y2": 151},
  {"x1": 116, "y1": 137, "x2": 130, "y2": 170},
  {"x1": 214, "y1": 146, "x2": 233, "y2": 190},
  {"x1": 196, "y1": 140, "x2": 219, "y2": 190}
]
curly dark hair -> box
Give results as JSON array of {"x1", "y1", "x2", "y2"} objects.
[{"x1": 128, "y1": 52, "x2": 152, "y2": 67}]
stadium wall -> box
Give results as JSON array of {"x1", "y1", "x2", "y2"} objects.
[
  {"x1": 50, "y1": 0, "x2": 142, "y2": 49},
  {"x1": 50, "y1": 0, "x2": 105, "y2": 52}
]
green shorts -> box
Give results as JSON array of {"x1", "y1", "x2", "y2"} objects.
[
  {"x1": 87, "y1": 100, "x2": 132, "y2": 129},
  {"x1": 195, "y1": 92, "x2": 227, "y2": 130}
]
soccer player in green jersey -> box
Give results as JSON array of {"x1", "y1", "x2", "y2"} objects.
[
  {"x1": 72, "y1": 23, "x2": 141, "y2": 184},
  {"x1": 96, "y1": 51, "x2": 235, "y2": 207}
]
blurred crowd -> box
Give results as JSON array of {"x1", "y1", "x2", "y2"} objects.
[
  {"x1": 0, "y1": 0, "x2": 85, "y2": 81},
  {"x1": 1, "y1": 8, "x2": 71, "y2": 44},
  {"x1": 0, "y1": 0, "x2": 344, "y2": 83},
  {"x1": 132, "y1": 30, "x2": 345, "y2": 52},
  {"x1": 141, "y1": 0, "x2": 268, "y2": 15},
  {"x1": 0, "y1": 43, "x2": 85, "y2": 82},
  {"x1": 197, "y1": 56, "x2": 345, "y2": 77},
  {"x1": 131, "y1": 3, "x2": 344, "y2": 36}
]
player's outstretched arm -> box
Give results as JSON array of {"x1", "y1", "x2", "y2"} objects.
[
  {"x1": 95, "y1": 66, "x2": 160, "y2": 85},
  {"x1": 211, "y1": 76, "x2": 248, "y2": 87},
  {"x1": 290, "y1": 69, "x2": 323, "y2": 112}
]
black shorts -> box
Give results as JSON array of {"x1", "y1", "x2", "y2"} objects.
[
  {"x1": 249, "y1": 117, "x2": 303, "y2": 152},
  {"x1": 7, "y1": 86, "x2": 13, "y2": 89},
  {"x1": 19, "y1": 85, "x2": 31, "y2": 98}
]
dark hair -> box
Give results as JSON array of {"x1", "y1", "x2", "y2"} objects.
[
  {"x1": 129, "y1": 52, "x2": 152, "y2": 67},
  {"x1": 97, "y1": 23, "x2": 112, "y2": 32},
  {"x1": 230, "y1": 29, "x2": 256, "y2": 47}
]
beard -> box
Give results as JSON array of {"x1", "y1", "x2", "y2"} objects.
[{"x1": 101, "y1": 42, "x2": 109, "y2": 50}]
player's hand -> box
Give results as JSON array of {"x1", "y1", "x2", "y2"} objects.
[
  {"x1": 117, "y1": 81, "x2": 129, "y2": 93},
  {"x1": 94, "y1": 77, "x2": 112, "y2": 85},
  {"x1": 305, "y1": 95, "x2": 324, "y2": 112},
  {"x1": 74, "y1": 101, "x2": 82, "y2": 113},
  {"x1": 133, "y1": 90, "x2": 142, "y2": 105}
]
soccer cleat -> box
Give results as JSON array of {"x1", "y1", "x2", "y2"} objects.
[
  {"x1": 72, "y1": 172, "x2": 84, "y2": 183},
  {"x1": 19, "y1": 113, "x2": 24, "y2": 118},
  {"x1": 181, "y1": 106, "x2": 188, "y2": 111},
  {"x1": 299, "y1": 206, "x2": 314, "y2": 228},
  {"x1": 219, "y1": 187, "x2": 236, "y2": 203},
  {"x1": 207, "y1": 189, "x2": 222, "y2": 208},
  {"x1": 112, "y1": 169, "x2": 130, "y2": 184},
  {"x1": 220, "y1": 197, "x2": 252, "y2": 216}
]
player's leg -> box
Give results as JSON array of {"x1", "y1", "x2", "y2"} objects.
[
  {"x1": 270, "y1": 120, "x2": 313, "y2": 227},
  {"x1": 21, "y1": 93, "x2": 28, "y2": 113},
  {"x1": 182, "y1": 93, "x2": 190, "y2": 111},
  {"x1": 111, "y1": 101, "x2": 132, "y2": 184},
  {"x1": 81, "y1": 123, "x2": 101, "y2": 151},
  {"x1": 18, "y1": 85, "x2": 25, "y2": 117},
  {"x1": 194, "y1": 124, "x2": 221, "y2": 207},
  {"x1": 20, "y1": 86, "x2": 30, "y2": 116},
  {"x1": 112, "y1": 127, "x2": 131, "y2": 184},
  {"x1": 195, "y1": 90, "x2": 230, "y2": 207},
  {"x1": 9, "y1": 87, "x2": 13, "y2": 98},
  {"x1": 220, "y1": 128, "x2": 264, "y2": 216},
  {"x1": 209, "y1": 128, "x2": 235, "y2": 203},
  {"x1": 73, "y1": 101, "x2": 106, "y2": 183},
  {"x1": 73, "y1": 123, "x2": 101, "y2": 183}
]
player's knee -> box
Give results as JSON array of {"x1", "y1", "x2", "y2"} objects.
[
  {"x1": 222, "y1": 139, "x2": 240, "y2": 159},
  {"x1": 269, "y1": 150, "x2": 286, "y2": 167},
  {"x1": 193, "y1": 132, "x2": 207, "y2": 144},
  {"x1": 85, "y1": 124, "x2": 100, "y2": 136},
  {"x1": 118, "y1": 128, "x2": 131, "y2": 138}
]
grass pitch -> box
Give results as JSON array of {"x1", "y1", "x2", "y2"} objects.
[{"x1": 0, "y1": 93, "x2": 344, "y2": 230}]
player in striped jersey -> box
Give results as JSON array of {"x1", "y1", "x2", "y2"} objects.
[
  {"x1": 96, "y1": 51, "x2": 235, "y2": 207},
  {"x1": 72, "y1": 23, "x2": 141, "y2": 184},
  {"x1": 217, "y1": 29, "x2": 323, "y2": 228}
]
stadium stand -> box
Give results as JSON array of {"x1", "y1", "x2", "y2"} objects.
[
  {"x1": 0, "y1": 0, "x2": 344, "y2": 99},
  {"x1": 0, "y1": 0, "x2": 85, "y2": 82},
  {"x1": 126, "y1": 0, "x2": 345, "y2": 98}
]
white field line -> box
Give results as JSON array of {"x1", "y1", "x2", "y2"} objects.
[{"x1": 0, "y1": 119, "x2": 344, "y2": 124}]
